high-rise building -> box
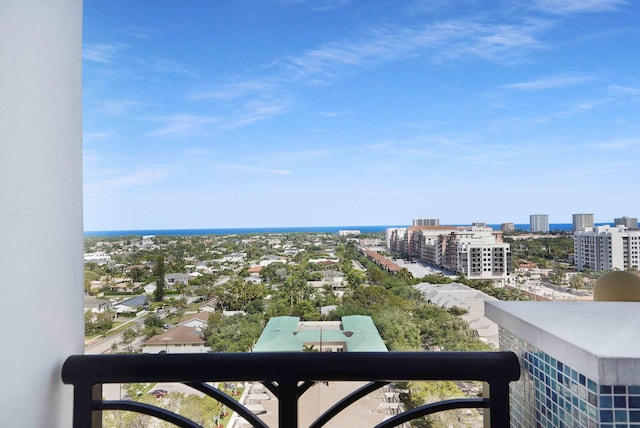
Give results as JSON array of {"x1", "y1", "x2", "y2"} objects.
[
  {"x1": 529, "y1": 214, "x2": 549, "y2": 233},
  {"x1": 501, "y1": 222, "x2": 515, "y2": 232},
  {"x1": 572, "y1": 213, "x2": 594, "y2": 232},
  {"x1": 614, "y1": 216, "x2": 639, "y2": 229},
  {"x1": 412, "y1": 218, "x2": 439, "y2": 226},
  {"x1": 573, "y1": 225, "x2": 640, "y2": 271},
  {"x1": 472, "y1": 221, "x2": 487, "y2": 228}
]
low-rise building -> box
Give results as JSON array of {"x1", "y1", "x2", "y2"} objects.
[
  {"x1": 112, "y1": 295, "x2": 147, "y2": 314},
  {"x1": 83, "y1": 297, "x2": 113, "y2": 314},
  {"x1": 164, "y1": 273, "x2": 188, "y2": 289},
  {"x1": 178, "y1": 312, "x2": 209, "y2": 329},
  {"x1": 338, "y1": 229, "x2": 360, "y2": 236},
  {"x1": 83, "y1": 251, "x2": 111, "y2": 265},
  {"x1": 252, "y1": 316, "x2": 388, "y2": 352},
  {"x1": 142, "y1": 325, "x2": 210, "y2": 354}
]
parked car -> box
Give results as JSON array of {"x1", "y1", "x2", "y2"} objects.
[{"x1": 149, "y1": 389, "x2": 168, "y2": 398}]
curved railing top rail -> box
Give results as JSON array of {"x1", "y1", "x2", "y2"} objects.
[{"x1": 62, "y1": 351, "x2": 520, "y2": 385}]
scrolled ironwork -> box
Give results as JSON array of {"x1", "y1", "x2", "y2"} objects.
[{"x1": 62, "y1": 351, "x2": 520, "y2": 427}]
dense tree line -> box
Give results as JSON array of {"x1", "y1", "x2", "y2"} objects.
[
  {"x1": 506, "y1": 235, "x2": 574, "y2": 267},
  {"x1": 84, "y1": 310, "x2": 114, "y2": 335}
]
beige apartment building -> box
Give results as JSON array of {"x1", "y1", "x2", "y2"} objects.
[{"x1": 387, "y1": 225, "x2": 512, "y2": 282}]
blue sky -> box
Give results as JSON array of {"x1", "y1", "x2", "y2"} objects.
[{"x1": 83, "y1": 0, "x2": 640, "y2": 230}]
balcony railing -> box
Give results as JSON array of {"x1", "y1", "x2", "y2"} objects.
[{"x1": 62, "y1": 351, "x2": 520, "y2": 428}]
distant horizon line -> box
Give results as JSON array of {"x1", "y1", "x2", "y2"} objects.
[{"x1": 83, "y1": 222, "x2": 622, "y2": 237}]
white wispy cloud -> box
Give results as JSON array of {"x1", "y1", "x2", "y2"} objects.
[
  {"x1": 314, "y1": 110, "x2": 352, "y2": 117},
  {"x1": 83, "y1": 43, "x2": 125, "y2": 63},
  {"x1": 82, "y1": 149, "x2": 101, "y2": 165},
  {"x1": 83, "y1": 132, "x2": 111, "y2": 142},
  {"x1": 221, "y1": 98, "x2": 291, "y2": 129},
  {"x1": 223, "y1": 165, "x2": 293, "y2": 175},
  {"x1": 438, "y1": 19, "x2": 549, "y2": 63},
  {"x1": 176, "y1": 14, "x2": 549, "y2": 135},
  {"x1": 272, "y1": 18, "x2": 547, "y2": 84},
  {"x1": 148, "y1": 58, "x2": 199, "y2": 77},
  {"x1": 606, "y1": 84, "x2": 640, "y2": 97},
  {"x1": 408, "y1": 0, "x2": 453, "y2": 14},
  {"x1": 587, "y1": 137, "x2": 640, "y2": 152},
  {"x1": 149, "y1": 97, "x2": 290, "y2": 136},
  {"x1": 114, "y1": 27, "x2": 153, "y2": 39},
  {"x1": 84, "y1": 168, "x2": 173, "y2": 192},
  {"x1": 530, "y1": 83, "x2": 640, "y2": 123},
  {"x1": 93, "y1": 99, "x2": 146, "y2": 116},
  {"x1": 550, "y1": 164, "x2": 622, "y2": 177},
  {"x1": 266, "y1": 148, "x2": 337, "y2": 164},
  {"x1": 526, "y1": 97, "x2": 613, "y2": 123},
  {"x1": 276, "y1": 0, "x2": 351, "y2": 11},
  {"x1": 529, "y1": 0, "x2": 627, "y2": 14},
  {"x1": 503, "y1": 74, "x2": 594, "y2": 90},
  {"x1": 190, "y1": 81, "x2": 275, "y2": 101},
  {"x1": 148, "y1": 114, "x2": 221, "y2": 137}
]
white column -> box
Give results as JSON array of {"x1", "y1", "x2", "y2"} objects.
[{"x1": 0, "y1": 1, "x2": 83, "y2": 427}]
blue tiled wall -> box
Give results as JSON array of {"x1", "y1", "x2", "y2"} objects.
[{"x1": 499, "y1": 327, "x2": 640, "y2": 428}]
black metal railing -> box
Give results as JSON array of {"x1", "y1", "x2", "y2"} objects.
[{"x1": 62, "y1": 351, "x2": 520, "y2": 428}]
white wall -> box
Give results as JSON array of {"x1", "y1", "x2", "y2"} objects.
[{"x1": 0, "y1": 1, "x2": 83, "y2": 426}]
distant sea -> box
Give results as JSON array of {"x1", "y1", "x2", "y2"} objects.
[{"x1": 83, "y1": 223, "x2": 617, "y2": 237}]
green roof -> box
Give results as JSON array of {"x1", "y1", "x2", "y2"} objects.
[
  {"x1": 252, "y1": 316, "x2": 301, "y2": 352},
  {"x1": 263, "y1": 316, "x2": 300, "y2": 333},
  {"x1": 345, "y1": 333, "x2": 388, "y2": 352},
  {"x1": 252, "y1": 315, "x2": 387, "y2": 352},
  {"x1": 342, "y1": 315, "x2": 381, "y2": 334}
]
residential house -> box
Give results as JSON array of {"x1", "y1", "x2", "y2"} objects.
[
  {"x1": 142, "y1": 325, "x2": 210, "y2": 354},
  {"x1": 113, "y1": 295, "x2": 148, "y2": 315},
  {"x1": 143, "y1": 282, "x2": 157, "y2": 295},
  {"x1": 199, "y1": 298, "x2": 220, "y2": 313},
  {"x1": 247, "y1": 265, "x2": 263, "y2": 276},
  {"x1": 322, "y1": 270, "x2": 345, "y2": 288},
  {"x1": 107, "y1": 277, "x2": 137, "y2": 293},
  {"x1": 83, "y1": 251, "x2": 111, "y2": 265},
  {"x1": 178, "y1": 312, "x2": 210, "y2": 329},
  {"x1": 244, "y1": 276, "x2": 263, "y2": 284},
  {"x1": 164, "y1": 273, "x2": 188, "y2": 290},
  {"x1": 259, "y1": 255, "x2": 287, "y2": 266},
  {"x1": 83, "y1": 297, "x2": 113, "y2": 314},
  {"x1": 222, "y1": 252, "x2": 246, "y2": 263}
]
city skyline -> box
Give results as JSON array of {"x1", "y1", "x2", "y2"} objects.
[{"x1": 83, "y1": 1, "x2": 640, "y2": 230}]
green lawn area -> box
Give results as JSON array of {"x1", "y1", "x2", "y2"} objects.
[{"x1": 220, "y1": 386, "x2": 245, "y2": 428}]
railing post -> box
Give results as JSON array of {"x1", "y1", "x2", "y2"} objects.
[
  {"x1": 72, "y1": 383, "x2": 95, "y2": 428},
  {"x1": 278, "y1": 380, "x2": 299, "y2": 428},
  {"x1": 483, "y1": 380, "x2": 511, "y2": 428},
  {"x1": 92, "y1": 384, "x2": 103, "y2": 428}
]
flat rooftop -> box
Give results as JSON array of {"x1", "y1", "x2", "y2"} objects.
[
  {"x1": 486, "y1": 301, "x2": 640, "y2": 385},
  {"x1": 414, "y1": 282, "x2": 499, "y2": 347}
]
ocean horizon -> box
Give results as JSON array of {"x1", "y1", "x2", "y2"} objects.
[{"x1": 83, "y1": 223, "x2": 619, "y2": 237}]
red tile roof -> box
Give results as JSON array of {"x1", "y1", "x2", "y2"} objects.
[{"x1": 363, "y1": 249, "x2": 402, "y2": 272}]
